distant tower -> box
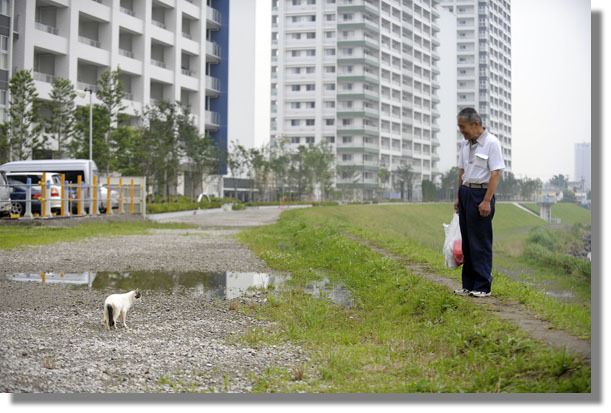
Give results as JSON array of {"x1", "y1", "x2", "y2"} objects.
[
  {"x1": 574, "y1": 142, "x2": 591, "y2": 191},
  {"x1": 439, "y1": 0, "x2": 512, "y2": 171}
]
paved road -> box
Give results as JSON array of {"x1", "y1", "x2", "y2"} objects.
[{"x1": 147, "y1": 205, "x2": 310, "y2": 228}]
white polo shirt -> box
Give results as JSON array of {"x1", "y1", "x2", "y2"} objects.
[{"x1": 458, "y1": 129, "x2": 505, "y2": 184}]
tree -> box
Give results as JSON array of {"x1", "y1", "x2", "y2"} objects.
[
  {"x1": 393, "y1": 164, "x2": 414, "y2": 201},
  {"x1": 3, "y1": 70, "x2": 41, "y2": 161},
  {"x1": 421, "y1": 179, "x2": 437, "y2": 202},
  {"x1": 519, "y1": 177, "x2": 542, "y2": 201},
  {"x1": 96, "y1": 68, "x2": 126, "y2": 175},
  {"x1": 304, "y1": 141, "x2": 334, "y2": 201},
  {"x1": 440, "y1": 167, "x2": 461, "y2": 201},
  {"x1": 227, "y1": 141, "x2": 246, "y2": 200},
  {"x1": 549, "y1": 174, "x2": 569, "y2": 190},
  {"x1": 377, "y1": 167, "x2": 390, "y2": 198},
  {"x1": 562, "y1": 189, "x2": 577, "y2": 203},
  {"x1": 68, "y1": 105, "x2": 111, "y2": 166},
  {"x1": 44, "y1": 78, "x2": 77, "y2": 158},
  {"x1": 497, "y1": 171, "x2": 519, "y2": 199},
  {"x1": 268, "y1": 136, "x2": 291, "y2": 200}
]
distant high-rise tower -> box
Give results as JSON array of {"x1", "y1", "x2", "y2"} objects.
[
  {"x1": 270, "y1": 0, "x2": 443, "y2": 201},
  {"x1": 575, "y1": 142, "x2": 591, "y2": 191},
  {"x1": 440, "y1": 0, "x2": 512, "y2": 171}
]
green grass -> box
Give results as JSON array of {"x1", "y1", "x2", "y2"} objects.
[
  {"x1": 236, "y1": 210, "x2": 591, "y2": 393},
  {"x1": 0, "y1": 220, "x2": 196, "y2": 250}
]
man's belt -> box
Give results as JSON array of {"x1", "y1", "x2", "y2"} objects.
[{"x1": 463, "y1": 182, "x2": 488, "y2": 189}]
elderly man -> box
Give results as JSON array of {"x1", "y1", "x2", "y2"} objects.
[{"x1": 453, "y1": 108, "x2": 505, "y2": 297}]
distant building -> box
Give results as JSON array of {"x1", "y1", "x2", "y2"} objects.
[
  {"x1": 270, "y1": 0, "x2": 444, "y2": 201},
  {"x1": 439, "y1": 0, "x2": 512, "y2": 171},
  {"x1": 574, "y1": 142, "x2": 591, "y2": 191}
]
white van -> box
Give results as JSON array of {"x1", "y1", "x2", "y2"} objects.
[
  {"x1": 0, "y1": 159, "x2": 98, "y2": 185},
  {"x1": 0, "y1": 159, "x2": 110, "y2": 212}
]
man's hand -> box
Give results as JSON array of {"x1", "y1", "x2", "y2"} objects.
[
  {"x1": 454, "y1": 198, "x2": 459, "y2": 212},
  {"x1": 478, "y1": 200, "x2": 491, "y2": 217}
]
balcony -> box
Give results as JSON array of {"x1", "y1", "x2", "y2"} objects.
[
  {"x1": 205, "y1": 75, "x2": 221, "y2": 96},
  {"x1": 120, "y1": 6, "x2": 135, "y2": 17},
  {"x1": 33, "y1": 71, "x2": 55, "y2": 84},
  {"x1": 119, "y1": 48, "x2": 134, "y2": 59},
  {"x1": 79, "y1": 36, "x2": 101, "y2": 49},
  {"x1": 205, "y1": 110, "x2": 220, "y2": 130},
  {"x1": 35, "y1": 22, "x2": 58, "y2": 35},
  {"x1": 206, "y1": 41, "x2": 221, "y2": 62},
  {"x1": 151, "y1": 59, "x2": 167, "y2": 69},
  {"x1": 151, "y1": 20, "x2": 167, "y2": 30},
  {"x1": 181, "y1": 68, "x2": 195, "y2": 77},
  {"x1": 77, "y1": 82, "x2": 97, "y2": 92},
  {"x1": 206, "y1": 6, "x2": 221, "y2": 29}
]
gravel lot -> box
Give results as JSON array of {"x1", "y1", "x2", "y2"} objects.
[{"x1": 0, "y1": 208, "x2": 310, "y2": 393}]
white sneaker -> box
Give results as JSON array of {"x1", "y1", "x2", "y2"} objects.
[
  {"x1": 469, "y1": 291, "x2": 491, "y2": 297},
  {"x1": 453, "y1": 288, "x2": 471, "y2": 296}
]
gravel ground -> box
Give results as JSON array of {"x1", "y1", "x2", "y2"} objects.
[{"x1": 0, "y1": 208, "x2": 310, "y2": 393}]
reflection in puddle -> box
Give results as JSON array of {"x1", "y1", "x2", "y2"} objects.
[{"x1": 3, "y1": 271, "x2": 353, "y2": 306}]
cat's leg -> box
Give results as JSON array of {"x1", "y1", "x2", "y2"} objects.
[
  {"x1": 104, "y1": 307, "x2": 109, "y2": 330},
  {"x1": 121, "y1": 310, "x2": 128, "y2": 329}
]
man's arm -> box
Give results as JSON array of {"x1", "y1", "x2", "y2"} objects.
[
  {"x1": 454, "y1": 169, "x2": 464, "y2": 212},
  {"x1": 478, "y1": 169, "x2": 500, "y2": 217}
]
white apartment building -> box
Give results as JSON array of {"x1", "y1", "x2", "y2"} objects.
[
  {"x1": 6, "y1": 0, "x2": 228, "y2": 153},
  {"x1": 271, "y1": 0, "x2": 443, "y2": 201},
  {"x1": 440, "y1": 0, "x2": 512, "y2": 171}
]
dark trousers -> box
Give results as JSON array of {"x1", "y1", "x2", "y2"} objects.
[{"x1": 458, "y1": 185, "x2": 495, "y2": 293}]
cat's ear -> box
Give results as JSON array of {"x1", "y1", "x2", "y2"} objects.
[{"x1": 135, "y1": 289, "x2": 141, "y2": 298}]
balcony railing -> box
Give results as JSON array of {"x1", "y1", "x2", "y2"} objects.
[
  {"x1": 151, "y1": 20, "x2": 167, "y2": 30},
  {"x1": 206, "y1": 75, "x2": 220, "y2": 92},
  {"x1": 79, "y1": 36, "x2": 101, "y2": 48},
  {"x1": 207, "y1": 6, "x2": 222, "y2": 27},
  {"x1": 206, "y1": 41, "x2": 221, "y2": 59},
  {"x1": 120, "y1": 7, "x2": 135, "y2": 16},
  {"x1": 151, "y1": 59, "x2": 167, "y2": 68},
  {"x1": 77, "y1": 82, "x2": 97, "y2": 92},
  {"x1": 181, "y1": 68, "x2": 195, "y2": 77},
  {"x1": 33, "y1": 71, "x2": 55, "y2": 83},
  {"x1": 35, "y1": 22, "x2": 58, "y2": 35},
  {"x1": 182, "y1": 32, "x2": 192, "y2": 40},
  {"x1": 119, "y1": 48, "x2": 134, "y2": 58},
  {"x1": 205, "y1": 110, "x2": 220, "y2": 127}
]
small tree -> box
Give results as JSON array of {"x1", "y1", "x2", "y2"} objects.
[
  {"x1": 421, "y1": 179, "x2": 437, "y2": 202},
  {"x1": 96, "y1": 68, "x2": 126, "y2": 175},
  {"x1": 4, "y1": 70, "x2": 41, "y2": 161},
  {"x1": 44, "y1": 78, "x2": 77, "y2": 158},
  {"x1": 393, "y1": 164, "x2": 414, "y2": 201},
  {"x1": 227, "y1": 141, "x2": 246, "y2": 200}
]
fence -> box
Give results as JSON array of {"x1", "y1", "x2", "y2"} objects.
[{"x1": 1, "y1": 173, "x2": 146, "y2": 219}]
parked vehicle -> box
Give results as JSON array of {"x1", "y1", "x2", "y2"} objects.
[
  {"x1": 7, "y1": 178, "x2": 42, "y2": 216},
  {"x1": 6, "y1": 172, "x2": 63, "y2": 213},
  {"x1": 0, "y1": 171, "x2": 12, "y2": 215}
]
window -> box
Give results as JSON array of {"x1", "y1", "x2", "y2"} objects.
[
  {"x1": 306, "y1": 32, "x2": 316, "y2": 39},
  {"x1": 306, "y1": 66, "x2": 315, "y2": 73},
  {"x1": 325, "y1": 31, "x2": 335, "y2": 39},
  {"x1": 291, "y1": 119, "x2": 300, "y2": 126},
  {"x1": 291, "y1": 50, "x2": 300, "y2": 57},
  {"x1": 291, "y1": 85, "x2": 301, "y2": 91},
  {"x1": 342, "y1": 154, "x2": 352, "y2": 161},
  {"x1": 306, "y1": 84, "x2": 315, "y2": 91},
  {"x1": 342, "y1": 119, "x2": 352, "y2": 126},
  {"x1": 0, "y1": 35, "x2": 8, "y2": 70},
  {"x1": 324, "y1": 101, "x2": 335, "y2": 108},
  {"x1": 325, "y1": 66, "x2": 336, "y2": 73},
  {"x1": 291, "y1": 102, "x2": 301, "y2": 109},
  {"x1": 291, "y1": 136, "x2": 301, "y2": 144},
  {"x1": 325, "y1": 83, "x2": 336, "y2": 91},
  {"x1": 325, "y1": 48, "x2": 336, "y2": 56},
  {"x1": 305, "y1": 101, "x2": 316, "y2": 108},
  {"x1": 305, "y1": 136, "x2": 315, "y2": 143},
  {"x1": 325, "y1": 119, "x2": 335, "y2": 126},
  {"x1": 306, "y1": 49, "x2": 316, "y2": 56},
  {"x1": 292, "y1": 0, "x2": 301, "y2": 5},
  {"x1": 0, "y1": 89, "x2": 6, "y2": 106},
  {"x1": 325, "y1": 13, "x2": 336, "y2": 21},
  {"x1": 0, "y1": 0, "x2": 9, "y2": 16},
  {"x1": 306, "y1": 119, "x2": 315, "y2": 126},
  {"x1": 325, "y1": 136, "x2": 335, "y2": 143}
]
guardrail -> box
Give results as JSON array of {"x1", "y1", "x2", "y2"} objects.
[{"x1": 1, "y1": 173, "x2": 146, "y2": 220}]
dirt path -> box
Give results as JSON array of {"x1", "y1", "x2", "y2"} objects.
[{"x1": 342, "y1": 233, "x2": 591, "y2": 364}]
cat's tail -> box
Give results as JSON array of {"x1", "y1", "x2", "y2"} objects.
[{"x1": 106, "y1": 304, "x2": 114, "y2": 328}]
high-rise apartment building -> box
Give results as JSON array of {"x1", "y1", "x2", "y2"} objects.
[
  {"x1": 8, "y1": 0, "x2": 228, "y2": 159},
  {"x1": 271, "y1": 0, "x2": 442, "y2": 201},
  {"x1": 0, "y1": 0, "x2": 13, "y2": 124},
  {"x1": 574, "y1": 142, "x2": 590, "y2": 191},
  {"x1": 440, "y1": 0, "x2": 512, "y2": 171}
]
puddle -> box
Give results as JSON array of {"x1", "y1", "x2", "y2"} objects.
[{"x1": 3, "y1": 271, "x2": 353, "y2": 306}]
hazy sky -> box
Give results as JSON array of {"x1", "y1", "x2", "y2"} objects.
[{"x1": 511, "y1": 0, "x2": 591, "y2": 181}]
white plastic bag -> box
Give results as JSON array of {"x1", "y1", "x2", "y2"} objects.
[{"x1": 442, "y1": 212, "x2": 463, "y2": 268}]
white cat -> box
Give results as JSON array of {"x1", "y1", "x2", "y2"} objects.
[{"x1": 104, "y1": 290, "x2": 141, "y2": 330}]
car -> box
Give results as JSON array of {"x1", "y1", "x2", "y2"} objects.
[
  {"x1": 6, "y1": 172, "x2": 63, "y2": 213},
  {"x1": 7, "y1": 178, "x2": 43, "y2": 216},
  {"x1": 0, "y1": 171, "x2": 11, "y2": 215}
]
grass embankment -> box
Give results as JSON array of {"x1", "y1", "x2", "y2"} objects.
[
  {"x1": 292, "y1": 203, "x2": 591, "y2": 339},
  {"x1": 521, "y1": 202, "x2": 591, "y2": 226},
  {"x1": 236, "y1": 207, "x2": 590, "y2": 392},
  {"x1": 0, "y1": 221, "x2": 196, "y2": 250}
]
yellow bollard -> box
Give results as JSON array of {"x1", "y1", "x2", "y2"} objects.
[
  {"x1": 60, "y1": 174, "x2": 65, "y2": 217},
  {"x1": 41, "y1": 173, "x2": 46, "y2": 218},
  {"x1": 77, "y1": 175, "x2": 83, "y2": 216},
  {"x1": 106, "y1": 177, "x2": 111, "y2": 215},
  {"x1": 130, "y1": 179, "x2": 134, "y2": 214},
  {"x1": 119, "y1": 178, "x2": 123, "y2": 214}
]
